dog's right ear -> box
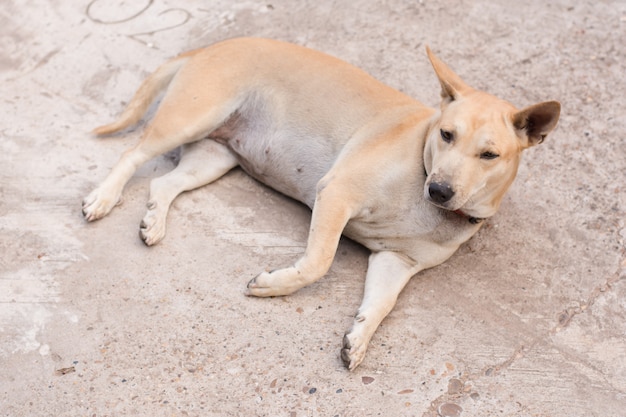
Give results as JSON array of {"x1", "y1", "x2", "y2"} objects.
[{"x1": 426, "y1": 46, "x2": 472, "y2": 104}]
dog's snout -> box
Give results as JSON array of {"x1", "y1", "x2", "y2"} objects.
[{"x1": 428, "y1": 182, "x2": 455, "y2": 205}]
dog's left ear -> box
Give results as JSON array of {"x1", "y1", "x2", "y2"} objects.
[
  {"x1": 512, "y1": 101, "x2": 561, "y2": 147},
  {"x1": 426, "y1": 46, "x2": 472, "y2": 104}
]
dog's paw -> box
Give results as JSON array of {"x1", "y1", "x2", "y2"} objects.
[
  {"x1": 139, "y1": 203, "x2": 166, "y2": 246},
  {"x1": 245, "y1": 268, "x2": 301, "y2": 297},
  {"x1": 82, "y1": 188, "x2": 120, "y2": 222},
  {"x1": 340, "y1": 328, "x2": 369, "y2": 371}
]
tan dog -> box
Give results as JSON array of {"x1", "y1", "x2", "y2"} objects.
[{"x1": 83, "y1": 38, "x2": 560, "y2": 370}]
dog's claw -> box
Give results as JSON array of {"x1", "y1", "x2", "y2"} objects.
[
  {"x1": 82, "y1": 189, "x2": 120, "y2": 222},
  {"x1": 138, "y1": 208, "x2": 167, "y2": 246},
  {"x1": 245, "y1": 269, "x2": 302, "y2": 297},
  {"x1": 340, "y1": 333, "x2": 353, "y2": 369},
  {"x1": 340, "y1": 330, "x2": 368, "y2": 371},
  {"x1": 82, "y1": 202, "x2": 100, "y2": 222},
  {"x1": 245, "y1": 274, "x2": 278, "y2": 297},
  {"x1": 244, "y1": 276, "x2": 261, "y2": 296}
]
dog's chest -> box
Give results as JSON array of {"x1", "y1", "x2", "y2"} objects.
[{"x1": 344, "y1": 200, "x2": 480, "y2": 265}]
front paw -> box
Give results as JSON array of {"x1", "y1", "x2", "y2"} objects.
[
  {"x1": 245, "y1": 268, "x2": 301, "y2": 297},
  {"x1": 82, "y1": 188, "x2": 120, "y2": 222},
  {"x1": 341, "y1": 327, "x2": 369, "y2": 371}
]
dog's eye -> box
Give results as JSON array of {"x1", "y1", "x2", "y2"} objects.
[
  {"x1": 480, "y1": 151, "x2": 500, "y2": 160},
  {"x1": 440, "y1": 129, "x2": 453, "y2": 143}
]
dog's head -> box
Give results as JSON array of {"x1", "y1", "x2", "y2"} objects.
[{"x1": 423, "y1": 47, "x2": 560, "y2": 220}]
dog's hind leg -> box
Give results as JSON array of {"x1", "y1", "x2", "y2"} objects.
[
  {"x1": 139, "y1": 139, "x2": 238, "y2": 246},
  {"x1": 82, "y1": 127, "x2": 201, "y2": 222},
  {"x1": 82, "y1": 73, "x2": 242, "y2": 222},
  {"x1": 341, "y1": 251, "x2": 419, "y2": 370}
]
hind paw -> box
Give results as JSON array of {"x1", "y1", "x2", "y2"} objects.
[
  {"x1": 139, "y1": 204, "x2": 167, "y2": 246},
  {"x1": 82, "y1": 188, "x2": 120, "y2": 222}
]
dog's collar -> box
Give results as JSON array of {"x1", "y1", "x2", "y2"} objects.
[{"x1": 453, "y1": 209, "x2": 484, "y2": 224}]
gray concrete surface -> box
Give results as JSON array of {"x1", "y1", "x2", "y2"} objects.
[{"x1": 1, "y1": 1, "x2": 625, "y2": 416}]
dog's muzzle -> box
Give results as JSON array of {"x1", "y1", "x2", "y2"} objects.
[{"x1": 427, "y1": 181, "x2": 455, "y2": 206}]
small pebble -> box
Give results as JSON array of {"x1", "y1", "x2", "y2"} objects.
[
  {"x1": 54, "y1": 367, "x2": 75, "y2": 376},
  {"x1": 309, "y1": 387, "x2": 317, "y2": 394},
  {"x1": 361, "y1": 376, "x2": 375, "y2": 385},
  {"x1": 447, "y1": 378, "x2": 463, "y2": 394},
  {"x1": 438, "y1": 403, "x2": 462, "y2": 417}
]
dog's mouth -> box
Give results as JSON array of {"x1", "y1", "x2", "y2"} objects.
[
  {"x1": 424, "y1": 181, "x2": 484, "y2": 223},
  {"x1": 426, "y1": 197, "x2": 456, "y2": 211},
  {"x1": 430, "y1": 199, "x2": 484, "y2": 224},
  {"x1": 452, "y1": 207, "x2": 484, "y2": 224}
]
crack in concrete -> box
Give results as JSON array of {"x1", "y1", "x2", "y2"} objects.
[
  {"x1": 552, "y1": 225, "x2": 625, "y2": 333},
  {"x1": 423, "y1": 373, "x2": 470, "y2": 417},
  {"x1": 422, "y1": 249, "x2": 626, "y2": 416}
]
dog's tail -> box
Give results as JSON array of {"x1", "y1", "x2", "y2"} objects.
[{"x1": 92, "y1": 53, "x2": 192, "y2": 136}]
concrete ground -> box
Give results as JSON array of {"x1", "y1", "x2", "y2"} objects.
[{"x1": 1, "y1": 1, "x2": 625, "y2": 416}]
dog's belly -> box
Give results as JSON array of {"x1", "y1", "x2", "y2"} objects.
[
  {"x1": 232, "y1": 133, "x2": 338, "y2": 208},
  {"x1": 210, "y1": 97, "x2": 353, "y2": 208},
  {"x1": 213, "y1": 123, "x2": 341, "y2": 208}
]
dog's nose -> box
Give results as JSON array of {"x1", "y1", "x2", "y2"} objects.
[{"x1": 428, "y1": 182, "x2": 455, "y2": 205}]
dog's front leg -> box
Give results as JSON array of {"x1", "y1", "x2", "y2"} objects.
[
  {"x1": 246, "y1": 182, "x2": 353, "y2": 297},
  {"x1": 341, "y1": 251, "x2": 419, "y2": 371}
]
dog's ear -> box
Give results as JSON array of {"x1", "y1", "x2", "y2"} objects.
[
  {"x1": 512, "y1": 101, "x2": 561, "y2": 147},
  {"x1": 426, "y1": 46, "x2": 472, "y2": 103}
]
